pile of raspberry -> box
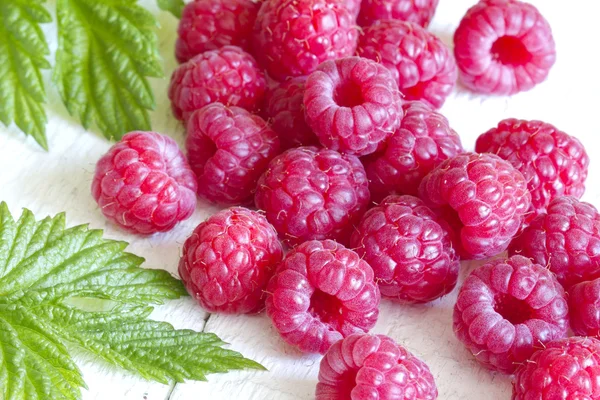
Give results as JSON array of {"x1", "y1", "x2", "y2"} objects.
[{"x1": 88, "y1": 0, "x2": 600, "y2": 398}]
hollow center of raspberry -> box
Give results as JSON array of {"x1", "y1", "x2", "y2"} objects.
[
  {"x1": 334, "y1": 81, "x2": 365, "y2": 108},
  {"x1": 309, "y1": 290, "x2": 344, "y2": 328},
  {"x1": 494, "y1": 295, "x2": 532, "y2": 325},
  {"x1": 337, "y1": 369, "x2": 359, "y2": 398},
  {"x1": 491, "y1": 36, "x2": 532, "y2": 66}
]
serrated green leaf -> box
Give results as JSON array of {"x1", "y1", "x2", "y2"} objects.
[
  {"x1": 0, "y1": 203, "x2": 264, "y2": 400},
  {"x1": 53, "y1": 0, "x2": 163, "y2": 141},
  {"x1": 0, "y1": 0, "x2": 51, "y2": 150},
  {"x1": 157, "y1": 0, "x2": 185, "y2": 18}
]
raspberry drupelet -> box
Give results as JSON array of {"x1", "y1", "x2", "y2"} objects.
[
  {"x1": 186, "y1": 103, "x2": 280, "y2": 205},
  {"x1": 178, "y1": 207, "x2": 283, "y2": 314},
  {"x1": 453, "y1": 255, "x2": 569, "y2": 374},
  {"x1": 255, "y1": 146, "x2": 370, "y2": 247},
  {"x1": 358, "y1": 0, "x2": 439, "y2": 28},
  {"x1": 351, "y1": 195, "x2": 459, "y2": 304},
  {"x1": 453, "y1": 0, "x2": 556, "y2": 95},
  {"x1": 512, "y1": 337, "x2": 600, "y2": 399},
  {"x1": 303, "y1": 57, "x2": 403, "y2": 157},
  {"x1": 569, "y1": 278, "x2": 600, "y2": 337},
  {"x1": 168, "y1": 46, "x2": 266, "y2": 121},
  {"x1": 91, "y1": 131, "x2": 197, "y2": 234},
  {"x1": 266, "y1": 240, "x2": 380, "y2": 354},
  {"x1": 476, "y1": 118, "x2": 589, "y2": 219},
  {"x1": 365, "y1": 101, "x2": 464, "y2": 201},
  {"x1": 509, "y1": 196, "x2": 600, "y2": 289},
  {"x1": 252, "y1": 0, "x2": 358, "y2": 81},
  {"x1": 175, "y1": 0, "x2": 259, "y2": 63},
  {"x1": 357, "y1": 20, "x2": 456, "y2": 109},
  {"x1": 418, "y1": 153, "x2": 531, "y2": 260},
  {"x1": 316, "y1": 333, "x2": 438, "y2": 399}
]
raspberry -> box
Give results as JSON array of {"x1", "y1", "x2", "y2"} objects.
[
  {"x1": 509, "y1": 196, "x2": 600, "y2": 289},
  {"x1": 168, "y1": 46, "x2": 266, "y2": 121},
  {"x1": 512, "y1": 337, "x2": 600, "y2": 399},
  {"x1": 186, "y1": 103, "x2": 280, "y2": 205},
  {"x1": 418, "y1": 152, "x2": 531, "y2": 260},
  {"x1": 265, "y1": 240, "x2": 380, "y2": 354},
  {"x1": 453, "y1": 255, "x2": 569, "y2": 374},
  {"x1": 569, "y1": 279, "x2": 600, "y2": 337},
  {"x1": 255, "y1": 147, "x2": 370, "y2": 246},
  {"x1": 453, "y1": 0, "x2": 556, "y2": 95},
  {"x1": 350, "y1": 195, "x2": 459, "y2": 303},
  {"x1": 316, "y1": 333, "x2": 438, "y2": 399},
  {"x1": 365, "y1": 101, "x2": 464, "y2": 201},
  {"x1": 175, "y1": 0, "x2": 259, "y2": 63},
  {"x1": 303, "y1": 57, "x2": 403, "y2": 156},
  {"x1": 476, "y1": 119, "x2": 589, "y2": 219},
  {"x1": 178, "y1": 207, "x2": 283, "y2": 314},
  {"x1": 358, "y1": 0, "x2": 439, "y2": 28},
  {"x1": 252, "y1": 0, "x2": 358, "y2": 81},
  {"x1": 357, "y1": 20, "x2": 456, "y2": 109},
  {"x1": 91, "y1": 131, "x2": 197, "y2": 234},
  {"x1": 264, "y1": 77, "x2": 318, "y2": 150},
  {"x1": 346, "y1": 0, "x2": 362, "y2": 19}
]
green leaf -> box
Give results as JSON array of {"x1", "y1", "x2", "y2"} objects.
[
  {"x1": 0, "y1": 0, "x2": 51, "y2": 150},
  {"x1": 0, "y1": 203, "x2": 264, "y2": 400},
  {"x1": 157, "y1": 0, "x2": 185, "y2": 18},
  {"x1": 53, "y1": 0, "x2": 164, "y2": 141}
]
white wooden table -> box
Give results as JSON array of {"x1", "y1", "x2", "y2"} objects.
[{"x1": 1, "y1": 0, "x2": 599, "y2": 399}]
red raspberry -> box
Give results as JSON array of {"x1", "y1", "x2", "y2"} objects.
[
  {"x1": 350, "y1": 195, "x2": 459, "y2": 303},
  {"x1": 418, "y1": 152, "x2": 531, "y2": 260},
  {"x1": 358, "y1": 0, "x2": 439, "y2": 28},
  {"x1": 453, "y1": 255, "x2": 569, "y2": 374},
  {"x1": 255, "y1": 147, "x2": 370, "y2": 246},
  {"x1": 476, "y1": 119, "x2": 589, "y2": 219},
  {"x1": 175, "y1": 0, "x2": 259, "y2": 63},
  {"x1": 569, "y1": 278, "x2": 600, "y2": 337},
  {"x1": 168, "y1": 46, "x2": 266, "y2": 121},
  {"x1": 316, "y1": 333, "x2": 438, "y2": 399},
  {"x1": 365, "y1": 101, "x2": 464, "y2": 201},
  {"x1": 509, "y1": 196, "x2": 600, "y2": 289},
  {"x1": 91, "y1": 131, "x2": 197, "y2": 234},
  {"x1": 252, "y1": 0, "x2": 358, "y2": 81},
  {"x1": 264, "y1": 77, "x2": 318, "y2": 150},
  {"x1": 357, "y1": 20, "x2": 456, "y2": 109},
  {"x1": 346, "y1": 0, "x2": 362, "y2": 19},
  {"x1": 512, "y1": 337, "x2": 600, "y2": 399},
  {"x1": 186, "y1": 103, "x2": 280, "y2": 205},
  {"x1": 453, "y1": 0, "x2": 556, "y2": 95},
  {"x1": 303, "y1": 57, "x2": 403, "y2": 156},
  {"x1": 266, "y1": 240, "x2": 380, "y2": 354},
  {"x1": 178, "y1": 207, "x2": 283, "y2": 314}
]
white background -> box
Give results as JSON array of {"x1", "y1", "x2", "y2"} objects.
[{"x1": 1, "y1": 0, "x2": 600, "y2": 399}]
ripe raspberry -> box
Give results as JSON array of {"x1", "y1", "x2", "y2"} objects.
[
  {"x1": 345, "y1": 0, "x2": 362, "y2": 19},
  {"x1": 264, "y1": 77, "x2": 318, "y2": 150},
  {"x1": 252, "y1": 0, "x2": 359, "y2": 81},
  {"x1": 186, "y1": 103, "x2": 280, "y2": 205},
  {"x1": 255, "y1": 147, "x2": 370, "y2": 246},
  {"x1": 418, "y1": 152, "x2": 531, "y2": 259},
  {"x1": 350, "y1": 195, "x2": 459, "y2": 303},
  {"x1": 178, "y1": 207, "x2": 283, "y2": 314},
  {"x1": 316, "y1": 333, "x2": 438, "y2": 399},
  {"x1": 453, "y1": 0, "x2": 556, "y2": 95},
  {"x1": 453, "y1": 255, "x2": 569, "y2": 374},
  {"x1": 357, "y1": 20, "x2": 456, "y2": 109},
  {"x1": 266, "y1": 240, "x2": 380, "y2": 354},
  {"x1": 168, "y1": 46, "x2": 266, "y2": 121},
  {"x1": 569, "y1": 278, "x2": 600, "y2": 337},
  {"x1": 358, "y1": 0, "x2": 439, "y2": 28},
  {"x1": 509, "y1": 196, "x2": 600, "y2": 289},
  {"x1": 512, "y1": 337, "x2": 600, "y2": 399},
  {"x1": 365, "y1": 101, "x2": 464, "y2": 201},
  {"x1": 91, "y1": 131, "x2": 197, "y2": 234},
  {"x1": 476, "y1": 119, "x2": 589, "y2": 219},
  {"x1": 303, "y1": 57, "x2": 403, "y2": 156},
  {"x1": 175, "y1": 0, "x2": 259, "y2": 63}
]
